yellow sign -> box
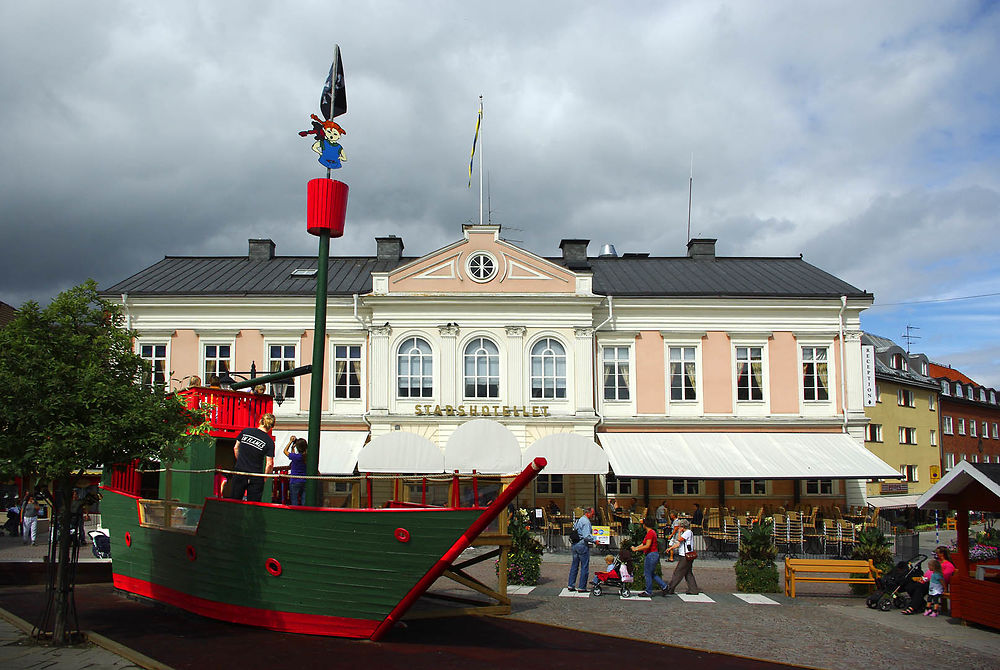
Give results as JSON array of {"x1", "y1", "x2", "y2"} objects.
[
  {"x1": 592, "y1": 525, "x2": 611, "y2": 545},
  {"x1": 929, "y1": 465, "x2": 941, "y2": 484}
]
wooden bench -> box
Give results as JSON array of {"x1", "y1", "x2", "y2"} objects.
[
  {"x1": 784, "y1": 558, "x2": 882, "y2": 597},
  {"x1": 944, "y1": 517, "x2": 957, "y2": 531}
]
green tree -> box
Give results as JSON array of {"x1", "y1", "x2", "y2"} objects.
[{"x1": 0, "y1": 281, "x2": 204, "y2": 644}]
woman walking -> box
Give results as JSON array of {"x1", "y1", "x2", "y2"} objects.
[{"x1": 631, "y1": 517, "x2": 669, "y2": 597}]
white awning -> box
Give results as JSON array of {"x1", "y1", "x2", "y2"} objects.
[
  {"x1": 598, "y1": 432, "x2": 902, "y2": 479},
  {"x1": 357, "y1": 432, "x2": 444, "y2": 473},
  {"x1": 271, "y1": 430, "x2": 367, "y2": 475},
  {"x1": 866, "y1": 494, "x2": 921, "y2": 510},
  {"x1": 445, "y1": 419, "x2": 522, "y2": 474},
  {"x1": 523, "y1": 433, "x2": 609, "y2": 475}
]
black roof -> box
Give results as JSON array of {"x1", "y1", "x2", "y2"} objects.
[{"x1": 102, "y1": 254, "x2": 869, "y2": 299}]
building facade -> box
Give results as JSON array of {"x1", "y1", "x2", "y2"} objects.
[
  {"x1": 860, "y1": 334, "x2": 941, "y2": 497},
  {"x1": 932, "y1": 364, "x2": 1000, "y2": 472},
  {"x1": 105, "y1": 226, "x2": 896, "y2": 512}
]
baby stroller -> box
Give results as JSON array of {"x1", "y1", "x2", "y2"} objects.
[
  {"x1": 866, "y1": 553, "x2": 926, "y2": 611},
  {"x1": 591, "y1": 554, "x2": 634, "y2": 598},
  {"x1": 3, "y1": 507, "x2": 19, "y2": 537},
  {"x1": 89, "y1": 530, "x2": 111, "y2": 559}
]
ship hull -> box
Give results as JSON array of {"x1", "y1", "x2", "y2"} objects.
[{"x1": 99, "y1": 489, "x2": 486, "y2": 639}]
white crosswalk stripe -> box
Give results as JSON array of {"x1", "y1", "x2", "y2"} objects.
[
  {"x1": 732, "y1": 593, "x2": 781, "y2": 605},
  {"x1": 676, "y1": 593, "x2": 715, "y2": 603}
]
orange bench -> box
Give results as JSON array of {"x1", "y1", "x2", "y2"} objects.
[{"x1": 784, "y1": 558, "x2": 881, "y2": 598}]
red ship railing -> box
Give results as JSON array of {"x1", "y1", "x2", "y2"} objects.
[{"x1": 178, "y1": 387, "x2": 273, "y2": 439}]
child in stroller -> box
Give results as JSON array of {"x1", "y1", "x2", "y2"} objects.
[
  {"x1": 866, "y1": 554, "x2": 926, "y2": 611},
  {"x1": 590, "y1": 548, "x2": 634, "y2": 598}
]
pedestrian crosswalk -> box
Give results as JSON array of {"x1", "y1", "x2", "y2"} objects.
[{"x1": 553, "y1": 588, "x2": 782, "y2": 605}]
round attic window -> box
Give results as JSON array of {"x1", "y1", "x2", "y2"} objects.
[{"x1": 466, "y1": 251, "x2": 498, "y2": 283}]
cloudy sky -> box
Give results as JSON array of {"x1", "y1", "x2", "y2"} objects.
[{"x1": 2, "y1": 2, "x2": 998, "y2": 385}]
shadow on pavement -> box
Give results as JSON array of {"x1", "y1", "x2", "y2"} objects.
[{"x1": 0, "y1": 583, "x2": 803, "y2": 670}]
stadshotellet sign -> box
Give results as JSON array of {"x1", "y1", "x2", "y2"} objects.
[{"x1": 414, "y1": 404, "x2": 551, "y2": 417}]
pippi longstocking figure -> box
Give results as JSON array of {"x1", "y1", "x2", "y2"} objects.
[{"x1": 308, "y1": 115, "x2": 347, "y2": 169}]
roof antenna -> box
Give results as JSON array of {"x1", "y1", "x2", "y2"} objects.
[
  {"x1": 901, "y1": 325, "x2": 921, "y2": 355},
  {"x1": 686, "y1": 153, "x2": 694, "y2": 245}
]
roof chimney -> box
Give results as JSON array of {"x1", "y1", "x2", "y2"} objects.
[
  {"x1": 559, "y1": 239, "x2": 590, "y2": 270},
  {"x1": 376, "y1": 235, "x2": 404, "y2": 262},
  {"x1": 686, "y1": 238, "x2": 716, "y2": 260},
  {"x1": 599, "y1": 244, "x2": 618, "y2": 258},
  {"x1": 249, "y1": 238, "x2": 275, "y2": 260}
]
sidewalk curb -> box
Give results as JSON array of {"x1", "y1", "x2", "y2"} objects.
[
  {"x1": 0, "y1": 604, "x2": 172, "y2": 670},
  {"x1": 85, "y1": 630, "x2": 176, "y2": 670}
]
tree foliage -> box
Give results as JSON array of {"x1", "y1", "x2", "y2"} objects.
[
  {"x1": 0, "y1": 280, "x2": 206, "y2": 644},
  {"x1": 0, "y1": 280, "x2": 203, "y2": 480}
]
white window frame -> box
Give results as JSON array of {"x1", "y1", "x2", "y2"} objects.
[
  {"x1": 991, "y1": 391, "x2": 997, "y2": 405},
  {"x1": 396, "y1": 336, "x2": 434, "y2": 399},
  {"x1": 264, "y1": 340, "x2": 298, "y2": 411},
  {"x1": 332, "y1": 341, "x2": 365, "y2": 404},
  {"x1": 805, "y1": 479, "x2": 835, "y2": 495},
  {"x1": 943, "y1": 416, "x2": 953, "y2": 435},
  {"x1": 670, "y1": 479, "x2": 701, "y2": 496},
  {"x1": 801, "y1": 346, "x2": 831, "y2": 402},
  {"x1": 993, "y1": 423, "x2": 998, "y2": 440},
  {"x1": 737, "y1": 479, "x2": 767, "y2": 496},
  {"x1": 866, "y1": 424, "x2": 883, "y2": 442},
  {"x1": 900, "y1": 465, "x2": 918, "y2": 482},
  {"x1": 605, "y1": 472, "x2": 634, "y2": 496},
  {"x1": 529, "y1": 336, "x2": 568, "y2": 400},
  {"x1": 958, "y1": 418, "x2": 966, "y2": 435},
  {"x1": 967, "y1": 386, "x2": 974, "y2": 400},
  {"x1": 465, "y1": 250, "x2": 498, "y2": 283},
  {"x1": 930, "y1": 429, "x2": 937, "y2": 446},
  {"x1": 463, "y1": 336, "x2": 501, "y2": 400},
  {"x1": 984, "y1": 421, "x2": 990, "y2": 439},
  {"x1": 601, "y1": 345, "x2": 631, "y2": 402},
  {"x1": 980, "y1": 389, "x2": 987, "y2": 402},
  {"x1": 201, "y1": 340, "x2": 234, "y2": 385},
  {"x1": 955, "y1": 382, "x2": 963, "y2": 396},
  {"x1": 928, "y1": 394, "x2": 936, "y2": 411},
  {"x1": 890, "y1": 353, "x2": 907, "y2": 371},
  {"x1": 945, "y1": 453, "x2": 956, "y2": 470},
  {"x1": 897, "y1": 389, "x2": 915, "y2": 407},
  {"x1": 971, "y1": 420, "x2": 977, "y2": 437},
  {"x1": 535, "y1": 474, "x2": 564, "y2": 495},
  {"x1": 137, "y1": 340, "x2": 169, "y2": 389},
  {"x1": 898, "y1": 426, "x2": 917, "y2": 445},
  {"x1": 667, "y1": 345, "x2": 698, "y2": 402},
  {"x1": 941, "y1": 380, "x2": 950, "y2": 396}
]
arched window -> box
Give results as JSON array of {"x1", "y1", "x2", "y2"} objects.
[
  {"x1": 397, "y1": 337, "x2": 433, "y2": 398},
  {"x1": 464, "y1": 337, "x2": 500, "y2": 398},
  {"x1": 530, "y1": 338, "x2": 567, "y2": 399}
]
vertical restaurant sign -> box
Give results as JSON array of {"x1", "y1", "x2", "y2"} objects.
[{"x1": 862, "y1": 344, "x2": 877, "y2": 406}]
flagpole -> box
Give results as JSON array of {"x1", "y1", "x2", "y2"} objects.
[{"x1": 478, "y1": 95, "x2": 484, "y2": 227}]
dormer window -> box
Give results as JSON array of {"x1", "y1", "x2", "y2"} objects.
[
  {"x1": 967, "y1": 386, "x2": 974, "y2": 400},
  {"x1": 890, "y1": 353, "x2": 907, "y2": 371},
  {"x1": 980, "y1": 389, "x2": 987, "y2": 402},
  {"x1": 920, "y1": 361, "x2": 928, "y2": 375},
  {"x1": 955, "y1": 382, "x2": 962, "y2": 396},
  {"x1": 991, "y1": 390, "x2": 997, "y2": 405},
  {"x1": 941, "y1": 380, "x2": 950, "y2": 395}
]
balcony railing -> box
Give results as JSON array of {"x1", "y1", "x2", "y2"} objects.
[{"x1": 179, "y1": 387, "x2": 273, "y2": 439}]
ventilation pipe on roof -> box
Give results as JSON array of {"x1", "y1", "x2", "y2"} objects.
[{"x1": 839, "y1": 295, "x2": 848, "y2": 433}]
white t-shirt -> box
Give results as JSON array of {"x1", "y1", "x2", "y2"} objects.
[{"x1": 676, "y1": 529, "x2": 694, "y2": 556}]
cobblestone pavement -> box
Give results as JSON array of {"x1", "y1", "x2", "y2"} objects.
[
  {"x1": 449, "y1": 550, "x2": 1000, "y2": 670},
  {"x1": 0, "y1": 610, "x2": 141, "y2": 669}
]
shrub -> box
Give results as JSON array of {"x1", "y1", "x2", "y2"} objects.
[
  {"x1": 735, "y1": 522, "x2": 779, "y2": 592},
  {"x1": 623, "y1": 521, "x2": 662, "y2": 592},
  {"x1": 496, "y1": 508, "x2": 543, "y2": 585},
  {"x1": 850, "y1": 528, "x2": 894, "y2": 594}
]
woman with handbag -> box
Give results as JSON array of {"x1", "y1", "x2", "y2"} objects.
[{"x1": 664, "y1": 518, "x2": 700, "y2": 595}]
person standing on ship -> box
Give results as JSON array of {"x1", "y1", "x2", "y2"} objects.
[
  {"x1": 227, "y1": 413, "x2": 276, "y2": 502},
  {"x1": 283, "y1": 436, "x2": 308, "y2": 506}
]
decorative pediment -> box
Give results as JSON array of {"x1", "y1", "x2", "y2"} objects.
[{"x1": 382, "y1": 225, "x2": 585, "y2": 295}]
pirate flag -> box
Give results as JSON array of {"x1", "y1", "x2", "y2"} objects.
[{"x1": 320, "y1": 45, "x2": 347, "y2": 120}]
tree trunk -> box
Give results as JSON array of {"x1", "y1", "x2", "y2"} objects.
[{"x1": 51, "y1": 476, "x2": 74, "y2": 645}]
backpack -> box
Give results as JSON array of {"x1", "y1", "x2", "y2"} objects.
[{"x1": 569, "y1": 519, "x2": 583, "y2": 544}]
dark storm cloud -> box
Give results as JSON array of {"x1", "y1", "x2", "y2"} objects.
[{"x1": 1, "y1": 2, "x2": 999, "y2": 384}]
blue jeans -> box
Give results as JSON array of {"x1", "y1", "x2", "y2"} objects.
[
  {"x1": 289, "y1": 482, "x2": 305, "y2": 506},
  {"x1": 568, "y1": 542, "x2": 590, "y2": 589},
  {"x1": 643, "y1": 551, "x2": 667, "y2": 593}
]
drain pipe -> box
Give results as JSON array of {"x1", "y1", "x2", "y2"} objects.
[
  {"x1": 838, "y1": 295, "x2": 848, "y2": 433},
  {"x1": 120, "y1": 293, "x2": 131, "y2": 330},
  {"x1": 593, "y1": 296, "x2": 614, "y2": 429},
  {"x1": 353, "y1": 294, "x2": 367, "y2": 329}
]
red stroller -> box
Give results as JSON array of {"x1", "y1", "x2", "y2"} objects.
[{"x1": 590, "y1": 553, "x2": 634, "y2": 598}]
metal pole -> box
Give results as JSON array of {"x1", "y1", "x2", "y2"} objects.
[{"x1": 306, "y1": 230, "x2": 330, "y2": 506}]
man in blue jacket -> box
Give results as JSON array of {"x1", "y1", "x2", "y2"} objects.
[{"x1": 567, "y1": 507, "x2": 596, "y2": 591}]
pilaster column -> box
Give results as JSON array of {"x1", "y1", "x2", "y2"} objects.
[
  {"x1": 574, "y1": 327, "x2": 595, "y2": 414},
  {"x1": 844, "y1": 329, "x2": 863, "y2": 413},
  {"x1": 438, "y1": 324, "x2": 460, "y2": 406},
  {"x1": 505, "y1": 326, "x2": 526, "y2": 406},
  {"x1": 370, "y1": 324, "x2": 392, "y2": 415}
]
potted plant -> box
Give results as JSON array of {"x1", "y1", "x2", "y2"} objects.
[
  {"x1": 496, "y1": 508, "x2": 544, "y2": 585},
  {"x1": 735, "y1": 521, "x2": 779, "y2": 592},
  {"x1": 850, "y1": 528, "x2": 894, "y2": 594}
]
